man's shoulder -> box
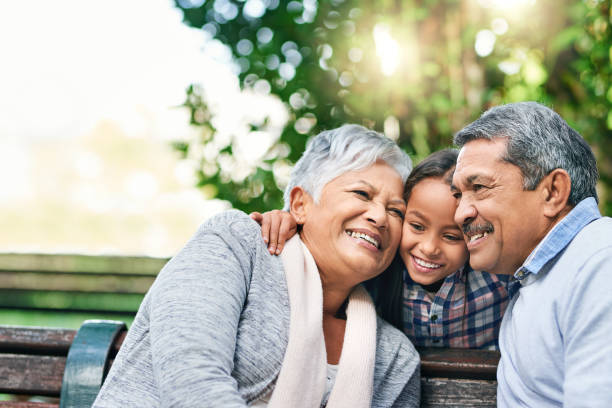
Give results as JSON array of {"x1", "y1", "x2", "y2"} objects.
[
  {"x1": 570, "y1": 215, "x2": 612, "y2": 252},
  {"x1": 550, "y1": 216, "x2": 612, "y2": 282}
]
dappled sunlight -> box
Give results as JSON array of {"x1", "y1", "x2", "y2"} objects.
[{"x1": 373, "y1": 23, "x2": 400, "y2": 76}]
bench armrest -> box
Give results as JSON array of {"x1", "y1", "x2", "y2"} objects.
[{"x1": 59, "y1": 320, "x2": 126, "y2": 408}]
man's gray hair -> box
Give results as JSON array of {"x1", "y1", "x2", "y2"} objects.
[
  {"x1": 454, "y1": 102, "x2": 598, "y2": 205},
  {"x1": 283, "y1": 124, "x2": 412, "y2": 210}
]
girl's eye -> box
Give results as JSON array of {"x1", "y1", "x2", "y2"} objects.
[
  {"x1": 444, "y1": 234, "x2": 462, "y2": 241},
  {"x1": 410, "y1": 223, "x2": 424, "y2": 232}
]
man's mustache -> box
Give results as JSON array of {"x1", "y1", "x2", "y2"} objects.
[{"x1": 462, "y1": 222, "x2": 494, "y2": 236}]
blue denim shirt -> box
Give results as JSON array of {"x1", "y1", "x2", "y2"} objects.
[{"x1": 497, "y1": 197, "x2": 612, "y2": 407}]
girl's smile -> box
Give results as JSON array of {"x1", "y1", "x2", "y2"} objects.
[{"x1": 400, "y1": 177, "x2": 468, "y2": 286}]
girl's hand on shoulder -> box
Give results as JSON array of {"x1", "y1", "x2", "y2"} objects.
[{"x1": 249, "y1": 210, "x2": 298, "y2": 255}]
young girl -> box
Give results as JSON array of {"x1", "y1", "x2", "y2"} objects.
[{"x1": 252, "y1": 149, "x2": 518, "y2": 349}]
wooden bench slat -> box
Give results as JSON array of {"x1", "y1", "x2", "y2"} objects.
[
  {"x1": 0, "y1": 402, "x2": 58, "y2": 408},
  {"x1": 0, "y1": 253, "x2": 168, "y2": 276},
  {"x1": 0, "y1": 272, "x2": 154, "y2": 294},
  {"x1": 421, "y1": 378, "x2": 497, "y2": 407},
  {"x1": 0, "y1": 327, "x2": 74, "y2": 355},
  {"x1": 0, "y1": 327, "x2": 125, "y2": 356},
  {"x1": 0, "y1": 305, "x2": 137, "y2": 317},
  {"x1": 0, "y1": 270, "x2": 158, "y2": 278},
  {"x1": 0, "y1": 290, "x2": 144, "y2": 316},
  {"x1": 0, "y1": 355, "x2": 65, "y2": 396},
  {"x1": 418, "y1": 348, "x2": 499, "y2": 380}
]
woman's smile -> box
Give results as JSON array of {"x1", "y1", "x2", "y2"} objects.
[{"x1": 345, "y1": 228, "x2": 381, "y2": 252}]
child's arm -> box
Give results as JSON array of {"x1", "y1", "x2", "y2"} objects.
[{"x1": 250, "y1": 210, "x2": 298, "y2": 255}]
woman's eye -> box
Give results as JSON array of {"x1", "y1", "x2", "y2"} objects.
[
  {"x1": 352, "y1": 190, "x2": 370, "y2": 199},
  {"x1": 473, "y1": 184, "x2": 486, "y2": 192}
]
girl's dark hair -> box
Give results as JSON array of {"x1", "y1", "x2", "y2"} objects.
[
  {"x1": 370, "y1": 148, "x2": 459, "y2": 330},
  {"x1": 405, "y1": 148, "x2": 459, "y2": 199}
]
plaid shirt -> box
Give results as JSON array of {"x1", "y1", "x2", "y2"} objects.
[{"x1": 402, "y1": 265, "x2": 519, "y2": 350}]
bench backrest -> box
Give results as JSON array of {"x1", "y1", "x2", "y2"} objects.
[
  {"x1": 0, "y1": 253, "x2": 167, "y2": 318},
  {"x1": 0, "y1": 322, "x2": 498, "y2": 407}
]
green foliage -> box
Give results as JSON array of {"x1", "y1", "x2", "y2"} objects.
[{"x1": 174, "y1": 0, "x2": 611, "y2": 214}]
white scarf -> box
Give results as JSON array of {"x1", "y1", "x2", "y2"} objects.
[{"x1": 268, "y1": 235, "x2": 377, "y2": 408}]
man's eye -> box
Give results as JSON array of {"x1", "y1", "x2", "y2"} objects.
[
  {"x1": 452, "y1": 192, "x2": 462, "y2": 199},
  {"x1": 473, "y1": 184, "x2": 486, "y2": 191}
]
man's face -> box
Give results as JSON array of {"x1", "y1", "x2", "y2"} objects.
[{"x1": 452, "y1": 138, "x2": 547, "y2": 275}]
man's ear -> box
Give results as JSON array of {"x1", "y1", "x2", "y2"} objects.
[
  {"x1": 289, "y1": 186, "x2": 313, "y2": 225},
  {"x1": 539, "y1": 169, "x2": 572, "y2": 218}
]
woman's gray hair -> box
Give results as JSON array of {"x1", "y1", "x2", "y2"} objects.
[
  {"x1": 283, "y1": 124, "x2": 412, "y2": 210},
  {"x1": 453, "y1": 102, "x2": 598, "y2": 205}
]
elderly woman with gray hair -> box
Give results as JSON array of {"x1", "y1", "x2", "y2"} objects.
[{"x1": 93, "y1": 125, "x2": 420, "y2": 408}]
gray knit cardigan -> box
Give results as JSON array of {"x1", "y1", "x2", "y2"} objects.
[{"x1": 93, "y1": 210, "x2": 420, "y2": 407}]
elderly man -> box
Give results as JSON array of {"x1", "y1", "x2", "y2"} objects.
[{"x1": 451, "y1": 102, "x2": 612, "y2": 407}]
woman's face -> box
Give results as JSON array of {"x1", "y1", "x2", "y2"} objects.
[
  {"x1": 299, "y1": 161, "x2": 406, "y2": 286},
  {"x1": 400, "y1": 177, "x2": 469, "y2": 286}
]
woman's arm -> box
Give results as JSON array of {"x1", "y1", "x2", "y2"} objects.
[
  {"x1": 392, "y1": 365, "x2": 420, "y2": 408},
  {"x1": 148, "y1": 212, "x2": 257, "y2": 407}
]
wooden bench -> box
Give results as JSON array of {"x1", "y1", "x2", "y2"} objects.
[
  {"x1": 0, "y1": 253, "x2": 167, "y2": 321},
  {"x1": 0, "y1": 321, "x2": 498, "y2": 407}
]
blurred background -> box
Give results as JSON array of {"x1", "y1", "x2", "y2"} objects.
[{"x1": 1, "y1": 0, "x2": 610, "y2": 329}]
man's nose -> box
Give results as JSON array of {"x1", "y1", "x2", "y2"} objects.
[{"x1": 454, "y1": 197, "x2": 477, "y2": 228}]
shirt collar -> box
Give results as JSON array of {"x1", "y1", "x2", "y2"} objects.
[
  {"x1": 456, "y1": 263, "x2": 469, "y2": 282},
  {"x1": 515, "y1": 197, "x2": 601, "y2": 280}
]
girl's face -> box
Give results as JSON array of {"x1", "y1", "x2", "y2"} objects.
[{"x1": 399, "y1": 177, "x2": 469, "y2": 286}]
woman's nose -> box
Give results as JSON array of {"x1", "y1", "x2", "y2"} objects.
[{"x1": 366, "y1": 202, "x2": 388, "y2": 229}]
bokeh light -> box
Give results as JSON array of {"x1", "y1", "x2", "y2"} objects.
[
  {"x1": 475, "y1": 29, "x2": 496, "y2": 57},
  {"x1": 373, "y1": 23, "x2": 400, "y2": 76}
]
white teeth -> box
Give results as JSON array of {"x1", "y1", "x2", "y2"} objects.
[
  {"x1": 469, "y1": 232, "x2": 488, "y2": 243},
  {"x1": 347, "y1": 231, "x2": 380, "y2": 248},
  {"x1": 414, "y1": 257, "x2": 441, "y2": 269}
]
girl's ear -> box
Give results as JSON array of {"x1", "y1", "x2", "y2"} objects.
[{"x1": 289, "y1": 186, "x2": 313, "y2": 225}]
